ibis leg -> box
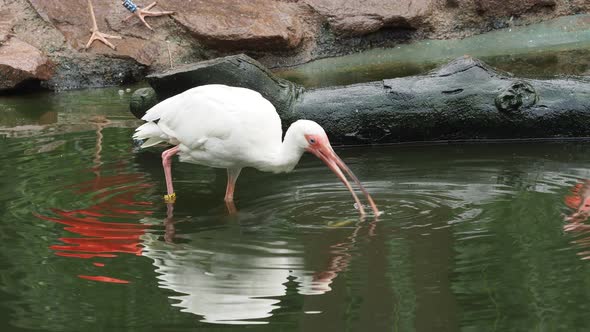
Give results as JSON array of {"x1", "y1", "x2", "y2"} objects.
[
  {"x1": 224, "y1": 168, "x2": 242, "y2": 202},
  {"x1": 164, "y1": 203, "x2": 175, "y2": 243},
  {"x1": 162, "y1": 145, "x2": 180, "y2": 202}
]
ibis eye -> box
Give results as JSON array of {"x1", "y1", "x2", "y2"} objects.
[{"x1": 309, "y1": 138, "x2": 316, "y2": 144}]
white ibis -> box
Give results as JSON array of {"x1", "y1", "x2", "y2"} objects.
[{"x1": 133, "y1": 84, "x2": 379, "y2": 216}]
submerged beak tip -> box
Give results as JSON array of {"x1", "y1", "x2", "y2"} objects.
[{"x1": 313, "y1": 144, "x2": 380, "y2": 217}]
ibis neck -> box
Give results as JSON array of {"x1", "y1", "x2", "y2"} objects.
[{"x1": 260, "y1": 126, "x2": 306, "y2": 173}]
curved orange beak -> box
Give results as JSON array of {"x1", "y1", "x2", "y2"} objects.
[{"x1": 306, "y1": 136, "x2": 379, "y2": 216}]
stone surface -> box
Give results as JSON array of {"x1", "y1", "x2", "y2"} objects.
[
  {"x1": 3, "y1": 0, "x2": 590, "y2": 92},
  {"x1": 28, "y1": 0, "x2": 177, "y2": 66},
  {"x1": 0, "y1": 8, "x2": 16, "y2": 45},
  {"x1": 0, "y1": 37, "x2": 53, "y2": 91},
  {"x1": 159, "y1": 0, "x2": 311, "y2": 50},
  {"x1": 43, "y1": 54, "x2": 146, "y2": 91},
  {"x1": 28, "y1": 0, "x2": 312, "y2": 57},
  {"x1": 303, "y1": 0, "x2": 564, "y2": 37},
  {"x1": 303, "y1": 0, "x2": 439, "y2": 36},
  {"x1": 472, "y1": 0, "x2": 556, "y2": 16}
]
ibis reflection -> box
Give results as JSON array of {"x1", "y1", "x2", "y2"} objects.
[{"x1": 142, "y1": 205, "x2": 372, "y2": 325}]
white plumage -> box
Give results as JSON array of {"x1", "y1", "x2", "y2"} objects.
[
  {"x1": 135, "y1": 85, "x2": 282, "y2": 169},
  {"x1": 133, "y1": 84, "x2": 379, "y2": 215}
]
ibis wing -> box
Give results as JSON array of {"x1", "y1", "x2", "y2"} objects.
[{"x1": 150, "y1": 85, "x2": 282, "y2": 153}]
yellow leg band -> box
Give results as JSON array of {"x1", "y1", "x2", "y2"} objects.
[{"x1": 164, "y1": 192, "x2": 176, "y2": 203}]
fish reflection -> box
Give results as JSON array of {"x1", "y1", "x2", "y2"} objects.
[
  {"x1": 35, "y1": 117, "x2": 153, "y2": 283},
  {"x1": 142, "y1": 206, "x2": 372, "y2": 325},
  {"x1": 37, "y1": 181, "x2": 152, "y2": 258},
  {"x1": 564, "y1": 180, "x2": 590, "y2": 229},
  {"x1": 563, "y1": 179, "x2": 590, "y2": 260}
]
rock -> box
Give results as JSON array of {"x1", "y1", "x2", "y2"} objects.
[
  {"x1": 29, "y1": 0, "x2": 312, "y2": 60},
  {"x1": 304, "y1": 0, "x2": 561, "y2": 37},
  {"x1": 158, "y1": 0, "x2": 311, "y2": 50},
  {"x1": 138, "y1": 55, "x2": 590, "y2": 145},
  {"x1": 6, "y1": 0, "x2": 590, "y2": 91},
  {"x1": 0, "y1": 8, "x2": 16, "y2": 45},
  {"x1": 0, "y1": 37, "x2": 53, "y2": 91},
  {"x1": 28, "y1": 0, "x2": 181, "y2": 67},
  {"x1": 0, "y1": 5, "x2": 54, "y2": 91},
  {"x1": 472, "y1": 0, "x2": 556, "y2": 16},
  {"x1": 303, "y1": 0, "x2": 437, "y2": 36},
  {"x1": 42, "y1": 54, "x2": 146, "y2": 91}
]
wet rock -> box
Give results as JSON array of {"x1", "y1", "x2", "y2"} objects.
[
  {"x1": 42, "y1": 54, "x2": 146, "y2": 91},
  {"x1": 138, "y1": 55, "x2": 590, "y2": 145},
  {"x1": 0, "y1": 37, "x2": 53, "y2": 91}
]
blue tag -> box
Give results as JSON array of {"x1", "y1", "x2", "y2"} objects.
[{"x1": 122, "y1": 0, "x2": 138, "y2": 13}]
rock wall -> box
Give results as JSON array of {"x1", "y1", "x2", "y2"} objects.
[{"x1": 0, "y1": 0, "x2": 588, "y2": 92}]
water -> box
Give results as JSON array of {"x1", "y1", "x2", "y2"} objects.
[
  {"x1": 275, "y1": 15, "x2": 590, "y2": 88},
  {"x1": 2, "y1": 88, "x2": 590, "y2": 331}
]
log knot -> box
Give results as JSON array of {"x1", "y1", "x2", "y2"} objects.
[{"x1": 495, "y1": 81, "x2": 538, "y2": 114}]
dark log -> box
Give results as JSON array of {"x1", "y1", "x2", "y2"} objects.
[
  {"x1": 132, "y1": 54, "x2": 590, "y2": 145},
  {"x1": 146, "y1": 54, "x2": 302, "y2": 117},
  {"x1": 130, "y1": 87, "x2": 159, "y2": 119}
]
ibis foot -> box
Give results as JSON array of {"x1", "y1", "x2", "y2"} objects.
[
  {"x1": 124, "y1": 2, "x2": 174, "y2": 31},
  {"x1": 85, "y1": 0, "x2": 121, "y2": 50}
]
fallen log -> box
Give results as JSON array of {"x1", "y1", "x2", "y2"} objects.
[{"x1": 131, "y1": 54, "x2": 590, "y2": 145}]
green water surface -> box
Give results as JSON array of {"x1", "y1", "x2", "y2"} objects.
[
  {"x1": 275, "y1": 15, "x2": 590, "y2": 88},
  {"x1": 1, "y1": 88, "x2": 590, "y2": 331}
]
